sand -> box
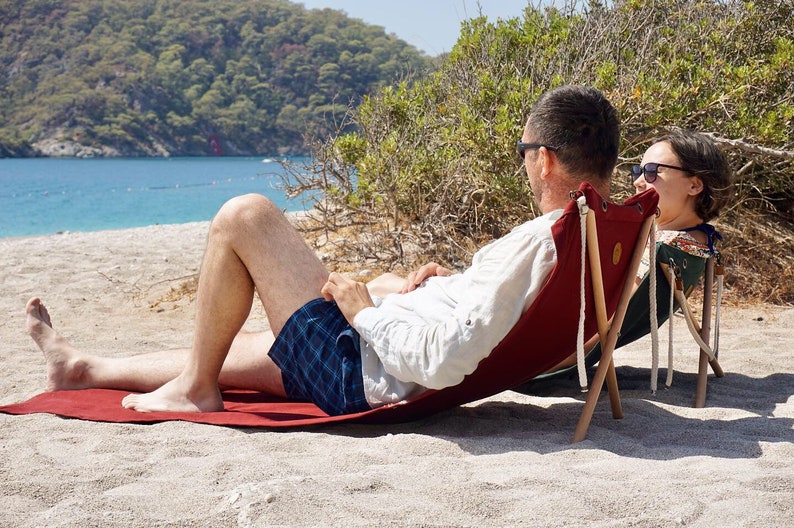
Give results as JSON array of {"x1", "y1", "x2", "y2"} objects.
[{"x1": 1, "y1": 221, "x2": 792, "y2": 527}]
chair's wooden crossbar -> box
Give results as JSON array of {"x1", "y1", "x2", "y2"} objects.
[{"x1": 572, "y1": 214, "x2": 656, "y2": 443}]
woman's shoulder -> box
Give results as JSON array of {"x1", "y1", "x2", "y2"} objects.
[{"x1": 657, "y1": 229, "x2": 712, "y2": 258}]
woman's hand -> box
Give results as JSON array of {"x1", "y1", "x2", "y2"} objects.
[
  {"x1": 321, "y1": 272, "x2": 376, "y2": 324},
  {"x1": 401, "y1": 262, "x2": 453, "y2": 293}
]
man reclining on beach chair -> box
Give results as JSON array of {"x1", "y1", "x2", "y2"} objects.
[
  {"x1": 10, "y1": 179, "x2": 658, "y2": 443},
  {"x1": 15, "y1": 86, "x2": 687, "y2": 441},
  {"x1": 22, "y1": 85, "x2": 620, "y2": 416}
]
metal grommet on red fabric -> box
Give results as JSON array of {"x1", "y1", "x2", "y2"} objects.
[{"x1": 601, "y1": 199, "x2": 608, "y2": 212}]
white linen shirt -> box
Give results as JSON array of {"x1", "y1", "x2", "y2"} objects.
[{"x1": 353, "y1": 209, "x2": 562, "y2": 408}]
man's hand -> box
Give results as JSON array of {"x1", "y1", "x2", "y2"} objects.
[
  {"x1": 321, "y1": 272, "x2": 376, "y2": 325},
  {"x1": 401, "y1": 262, "x2": 453, "y2": 293}
]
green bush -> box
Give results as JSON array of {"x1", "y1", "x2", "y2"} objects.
[{"x1": 298, "y1": 0, "x2": 794, "y2": 302}]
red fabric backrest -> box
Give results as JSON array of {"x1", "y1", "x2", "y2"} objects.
[{"x1": 357, "y1": 182, "x2": 658, "y2": 424}]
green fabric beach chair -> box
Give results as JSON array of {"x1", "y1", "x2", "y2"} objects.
[{"x1": 514, "y1": 239, "x2": 725, "y2": 406}]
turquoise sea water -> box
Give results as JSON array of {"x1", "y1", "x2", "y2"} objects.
[{"x1": 0, "y1": 157, "x2": 309, "y2": 238}]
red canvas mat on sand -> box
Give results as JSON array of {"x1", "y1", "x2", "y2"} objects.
[{"x1": 0, "y1": 389, "x2": 375, "y2": 428}]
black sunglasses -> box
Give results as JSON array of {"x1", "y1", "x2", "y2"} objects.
[
  {"x1": 630, "y1": 162, "x2": 689, "y2": 184},
  {"x1": 517, "y1": 141, "x2": 560, "y2": 159}
]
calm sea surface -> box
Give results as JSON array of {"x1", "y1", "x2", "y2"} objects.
[{"x1": 0, "y1": 157, "x2": 309, "y2": 238}]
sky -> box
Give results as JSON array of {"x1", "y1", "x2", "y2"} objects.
[{"x1": 294, "y1": 1, "x2": 557, "y2": 56}]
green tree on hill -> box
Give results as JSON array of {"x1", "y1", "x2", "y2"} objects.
[{"x1": 0, "y1": 0, "x2": 432, "y2": 156}]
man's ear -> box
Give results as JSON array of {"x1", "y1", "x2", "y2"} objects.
[{"x1": 538, "y1": 146, "x2": 555, "y2": 180}]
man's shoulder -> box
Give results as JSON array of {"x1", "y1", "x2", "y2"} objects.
[{"x1": 512, "y1": 209, "x2": 564, "y2": 235}]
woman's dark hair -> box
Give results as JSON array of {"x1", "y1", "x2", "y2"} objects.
[
  {"x1": 527, "y1": 85, "x2": 620, "y2": 182},
  {"x1": 660, "y1": 129, "x2": 734, "y2": 222}
]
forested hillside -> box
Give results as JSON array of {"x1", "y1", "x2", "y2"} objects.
[{"x1": 0, "y1": 0, "x2": 431, "y2": 157}]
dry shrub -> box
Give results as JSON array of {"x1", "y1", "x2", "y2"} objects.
[
  {"x1": 149, "y1": 275, "x2": 199, "y2": 311},
  {"x1": 717, "y1": 210, "x2": 794, "y2": 305}
]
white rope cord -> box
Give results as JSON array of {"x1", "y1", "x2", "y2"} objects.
[
  {"x1": 665, "y1": 263, "x2": 676, "y2": 388},
  {"x1": 674, "y1": 288, "x2": 716, "y2": 361},
  {"x1": 650, "y1": 259, "x2": 676, "y2": 392},
  {"x1": 714, "y1": 262, "x2": 724, "y2": 357},
  {"x1": 648, "y1": 227, "x2": 660, "y2": 393},
  {"x1": 576, "y1": 195, "x2": 589, "y2": 391},
  {"x1": 663, "y1": 262, "x2": 678, "y2": 389}
]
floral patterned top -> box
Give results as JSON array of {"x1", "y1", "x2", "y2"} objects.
[{"x1": 637, "y1": 226, "x2": 718, "y2": 280}]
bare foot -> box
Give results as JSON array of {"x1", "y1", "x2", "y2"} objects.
[
  {"x1": 26, "y1": 297, "x2": 91, "y2": 391},
  {"x1": 121, "y1": 374, "x2": 224, "y2": 413}
]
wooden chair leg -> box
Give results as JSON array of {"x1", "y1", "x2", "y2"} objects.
[
  {"x1": 606, "y1": 358, "x2": 623, "y2": 419},
  {"x1": 573, "y1": 348, "x2": 624, "y2": 442},
  {"x1": 679, "y1": 259, "x2": 724, "y2": 407},
  {"x1": 573, "y1": 351, "x2": 612, "y2": 443},
  {"x1": 695, "y1": 259, "x2": 715, "y2": 408},
  {"x1": 695, "y1": 351, "x2": 710, "y2": 408},
  {"x1": 695, "y1": 353, "x2": 724, "y2": 407},
  {"x1": 573, "y1": 215, "x2": 654, "y2": 442},
  {"x1": 710, "y1": 357, "x2": 724, "y2": 377}
]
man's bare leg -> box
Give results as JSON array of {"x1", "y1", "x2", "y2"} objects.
[
  {"x1": 26, "y1": 297, "x2": 286, "y2": 395},
  {"x1": 121, "y1": 194, "x2": 328, "y2": 412}
]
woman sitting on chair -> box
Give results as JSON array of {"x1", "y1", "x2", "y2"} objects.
[
  {"x1": 538, "y1": 128, "x2": 734, "y2": 376},
  {"x1": 630, "y1": 128, "x2": 733, "y2": 281}
]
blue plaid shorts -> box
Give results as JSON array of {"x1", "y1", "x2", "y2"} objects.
[{"x1": 267, "y1": 298, "x2": 370, "y2": 416}]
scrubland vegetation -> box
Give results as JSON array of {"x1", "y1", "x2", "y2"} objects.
[{"x1": 289, "y1": 0, "x2": 794, "y2": 304}]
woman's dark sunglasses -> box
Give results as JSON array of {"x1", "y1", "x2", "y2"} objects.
[
  {"x1": 517, "y1": 141, "x2": 560, "y2": 159},
  {"x1": 630, "y1": 162, "x2": 689, "y2": 184}
]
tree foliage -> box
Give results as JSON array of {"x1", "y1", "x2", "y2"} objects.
[
  {"x1": 0, "y1": 0, "x2": 431, "y2": 156},
  {"x1": 293, "y1": 0, "x2": 793, "y2": 302}
]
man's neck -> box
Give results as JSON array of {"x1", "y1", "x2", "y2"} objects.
[{"x1": 538, "y1": 179, "x2": 610, "y2": 214}]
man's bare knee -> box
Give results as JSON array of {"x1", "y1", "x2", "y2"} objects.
[{"x1": 211, "y1": 194, "x2": 283, "y2": 237}]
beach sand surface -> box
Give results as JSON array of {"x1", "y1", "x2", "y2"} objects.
[{"x1": 1, "y1": 222, "x2": 792, "y2": 527}]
